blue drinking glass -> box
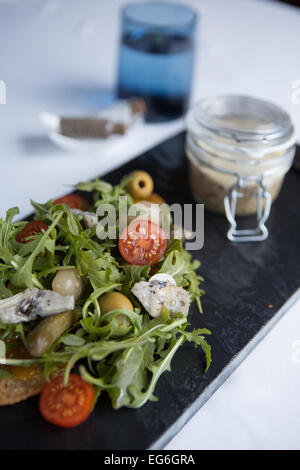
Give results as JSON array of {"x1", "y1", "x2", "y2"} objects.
[{"x1": 117, "y1": 1, "x2": 197, "y2": 122}]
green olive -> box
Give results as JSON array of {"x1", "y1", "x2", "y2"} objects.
[
  {"x1": 27, "y1": 310, "x2": 77, "y2": 357},
  {"x1": 127, "y1": 171, "x2": 154, "y2": 200},
  {"x1": 128, "y1": 200, "x2": 162, "y2": 226},
  {"x1": 52, "y1": 268, "x2": 84, "y2": 302},
  {"x1": 147, "y1": 193, "x2": 165, "y2": 204},
  {"x1": 99, "y1": 292, "x2": 133, "y2": 326}
]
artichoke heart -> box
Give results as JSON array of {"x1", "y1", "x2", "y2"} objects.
[{"x1": 0, "y1": 288, "x2": 74, "y2": 324}]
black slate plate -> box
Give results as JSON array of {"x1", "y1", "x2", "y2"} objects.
[{"x1": 1, "y1": 132, "x2": 300, "y2": 450}]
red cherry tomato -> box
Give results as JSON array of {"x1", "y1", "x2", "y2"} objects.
[
  {"x1": 39, "y1": 374, "x2": 95, "y2": 428},
  {"x1": 53, "y1": 194, "x2": 89, "y2": 210},
  {"x1": 16, "y1": 220, "x2": 49, "y2": 244},
  {"x1": 119, "y1": 219, "x2": 167, "y2": 266}
]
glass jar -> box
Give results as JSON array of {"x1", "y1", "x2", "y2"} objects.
[{"x1": 185, "y1": 95, "x2": 296, "y2": 241}]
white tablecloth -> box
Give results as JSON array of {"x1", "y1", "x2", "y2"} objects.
[{"x1": 0, "y1": 0, "x2": 299, "y2": 450}]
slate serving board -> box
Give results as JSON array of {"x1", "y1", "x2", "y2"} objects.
[{"x1": 1, "y1": 132, "x2": 300, "y2": 450}]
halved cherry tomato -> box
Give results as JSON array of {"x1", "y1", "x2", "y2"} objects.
[
  {"x1": 53, "y1": 194, "x2": 89, "y2": 210},
  {"x1": 16, "y1": 220, "x2": 48, "y2": 244},
  {"x1": 39, "y1": 374, "x2": 95, "y2": 428},
  {"x1": 119, "y1": 219, "x2": 167, "y2": 266}
]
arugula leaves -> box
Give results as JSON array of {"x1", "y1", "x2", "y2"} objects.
[
  {"x1": 159, "y1": 240, "x2": 204, "y2": 312},
  {"x1": 0, "y1": 177, "x2": 211, "y2": 410}
]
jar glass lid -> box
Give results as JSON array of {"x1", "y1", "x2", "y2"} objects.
[{"x1": 187, "y1": 94, "x2": 294, "y2": 147}]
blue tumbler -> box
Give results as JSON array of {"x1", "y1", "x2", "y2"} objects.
[{"x1": 117, "y1": 2, "x2": 197, "y2": 122}]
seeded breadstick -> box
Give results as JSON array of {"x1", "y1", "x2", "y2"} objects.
[
  {"x1": 129, "y1": 97, "x2": 147, "y2": 115},
  {"x1": 60, "y1": 118, "x2": 127, "y2": 139}
]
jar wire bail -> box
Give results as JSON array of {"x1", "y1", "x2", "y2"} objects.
[{"x1": 224, "y1": 176, "x2": 272, "y2": 242}]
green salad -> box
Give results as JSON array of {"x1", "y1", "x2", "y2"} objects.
[{"x1": 0, "y1": 171, "x2": 211, "y2": 425}]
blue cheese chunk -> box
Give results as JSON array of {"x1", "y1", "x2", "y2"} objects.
[
  {"x1": 131, "y1": 277, "x2": 190, "y2": 318},
  {"x1": 70, "y1": 209, "x2": 98, "y2": 228},
  {"x1": 0, "y1": 288, "x2": 74, "y2": 324}
]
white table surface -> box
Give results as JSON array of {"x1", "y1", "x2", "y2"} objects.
[{"x1": 0, "y1": 0, "x2": 300, "y2": 450}]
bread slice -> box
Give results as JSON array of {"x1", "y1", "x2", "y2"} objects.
[{"x1": 0, "y1": 366, "x2": 46, "y2": 406}]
